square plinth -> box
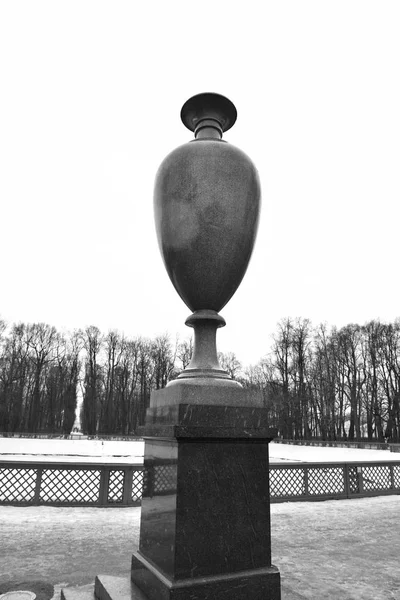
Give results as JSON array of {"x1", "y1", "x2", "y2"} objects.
[
  {"x1": 94, "y1": 572, "x2": 282, "y2": 600},
  {"x1": 131, "y1": 554, "x2": 281, "y2": 600},
  {"x1": 130, "y1": 392, "x2": 280, "y2": 600},
  {"x1": 138, "y1": 437, "x2": 274, "y2": 579}
]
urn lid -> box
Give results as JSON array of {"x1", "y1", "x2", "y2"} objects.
[{"x1": 180, "y1": 93, "x2": 237, "y2": 135}]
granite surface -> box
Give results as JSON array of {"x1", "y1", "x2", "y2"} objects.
[
  {"x1": 138, "y1": 437, "x2": 274, "y2": 579},
  {"x1": 141, "y1": 390, "x2": 278, "y2": 440},
  {"x1": 62, "y1": 575, "x2": 302, "y2": 600},
  {"x1": 132, "y1": 418, "x2": 280, "y2": 599},
  {"x1": 130, "y1": 375, "x2": 281, "y2": 599},
  {"x1": 131, "y1": 554, "x2": 280, "y2": 600},
  {"x1": 154, "y1": 134, "x2": 260, "y2": 314},
  {"x1": 94, "y1": 575, "x2": 148, "y2": 600},
  {"x1": 147, "y1": 383, "x2": 265, "y2": 408}
]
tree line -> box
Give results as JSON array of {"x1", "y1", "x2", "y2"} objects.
[
  {"x1": 1, "y1": 317, "x2": 400, "y2": 441},
  {"x1": 0, "y1": 319, "x2": 192, "y2": 435},
  {"x1": 243, "y1": 318, "x2": 400, "y2": 442},
  {"x1": 80, "y1": 326, "x2": 190, "y2": 435},
  {"x1": 0, "y1": 321, "x2": 80, "y2": 435}
]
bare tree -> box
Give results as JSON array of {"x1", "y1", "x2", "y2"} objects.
[
  {"x1": 271, "y1": 318, "x2": 295, "y2": 438},
  {"x1": 176, "y1": 337, "x2": 193, "y2": 371},
  {"x1": 291, "y1": 318, "x2": 313, "y2": 438},
  {"x1": 114, "y1": 339, "x2": 141, "y2": 433},
  {"x1": 218, "y1": 351, "x2": 242, "y2": 380},
  {"x1": 310, "y1": 324, "x2": 338, "y2": 439},
  {"x1": 81, "y1": 326, "x2": 103, "y2": 435},
  {"x1": 100, "y1": 331, "x2": 125, "y2": 433},
  {"x1": 336, "y1": 324, "x2": 365, "y2": 440},
  {"x1": 25, "y1": 323, "x2": 60, "y2": 432},
  {"x1": 151, "y1": 334, "x2": 176, "y2": 390},
  {"x1": 380, "y1": 321, "x2": 400, "y2": 441}
]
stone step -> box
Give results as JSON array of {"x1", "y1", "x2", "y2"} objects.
[
  {"x1": 60, "y1": 583, "x2": 94, "y2": 600},
  {"x1": 61, "y1": 576, "x2": 148, "y2": 600}
]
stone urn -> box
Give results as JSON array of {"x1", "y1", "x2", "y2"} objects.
[{"x1": 154, "y1": 93, "x2": 261, "y2": 385}]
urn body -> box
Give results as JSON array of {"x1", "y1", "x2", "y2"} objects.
[{"x1": 154, "y1": 138, "x2": 261, "y2": 313}]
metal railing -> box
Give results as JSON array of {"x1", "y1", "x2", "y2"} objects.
[
  {"x1": 0, "y1": 460, "x2": 144, "y2": 507},
  {"x1": 274, "y1": 439, "x2": 389, "y2": 450},
  {"x1": 1, "y1": 459, "x2": 399, "y2": 506},
  {"x1": 269, "y1": 461, "x2": 400, "y2": 502}
]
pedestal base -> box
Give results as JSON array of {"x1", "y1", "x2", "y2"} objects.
[
  {"x1": 129, "y1": 385, "x2": 281, "y2": 600},
  {"x1": 62, "y1": 572, "x2": 283, "y2": 600},
  {"x1": 61, "y1": 567, "x2": 282, "y2": 600},
  {"x1": 131, "y1": 552, "x2": 280, "y2": 600},
  {"x1": 62, "y1": 386, "x2": 281, "y2": 600},
  {"x1": 95, "y1": 575, "x2": 147, "y2": 600}
]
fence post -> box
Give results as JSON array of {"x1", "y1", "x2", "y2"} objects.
[
  {"x1": 303, "y1": 466, "x2": 309, "y2": 498},
  {"x1": 123, "y1": 467, "x2": 134, "y2": 506},
  {"x1": 357, "y1": 466, "x2": 364, "y2": 495},
  {"x1": 99, "y1": 467, "x2": 109, "y2": 506},
  {"x1": 33, "y1": 467, "x2": 43, "y2": 505},
  {"x1": 344, "y1": 464, "x2": 350, "y2": 498},
  {"x1": 390, "y1": 464, "x2": 395, "y2": 490}
]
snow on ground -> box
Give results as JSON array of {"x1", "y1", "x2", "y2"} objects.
[
  {"x1": 1, "y1": 496, "x2": 400, "y2": 599},
  {"x1": 268, "y1": 442, "x2": 398, "y2": 463},
  {"x1": 1, "y1": 437, "x2": 400, "y2": 598},
  {"x1": 0, "y1": 438, "x2": 144, "y2": 463},
  {"x1": 0, "y1": 504, "x2": 139, "y2": 591},
  {"x1": 1, "y1": 438, "x2": 399, "y2": 465}
]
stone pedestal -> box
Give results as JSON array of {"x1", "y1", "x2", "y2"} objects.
[
  {"x1": 62, "y1": 94, "x2": 281, "y2": 600},
  {"x1": 98, "y1": 384, "x2": 280, "y2": 600}
]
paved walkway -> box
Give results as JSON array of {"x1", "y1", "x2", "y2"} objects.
[{"x1": 1, "y1": 496, "x2": 399, "y2": 599}]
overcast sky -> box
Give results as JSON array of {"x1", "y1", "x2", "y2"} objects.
[{"x1": 1, "y1": 1, "x2": 399, "y2": 367}]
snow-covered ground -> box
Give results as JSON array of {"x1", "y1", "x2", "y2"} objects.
[
  {"x1": 268, "y1": 441, "x2": 398, "y2": 463},
  {"x1": 1, "y1": 438, "x2": 400, "y2": 598},
  {"x1": 1, "y1": 496, "x2": 399, "y2": 599},
  {"x1": 0, "y1": 437, "x2": 398, "y2": 464},
  {"x1": 0, "y1": 438, "x2": 144, "y2": 464}
]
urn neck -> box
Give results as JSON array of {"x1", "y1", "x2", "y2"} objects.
[
  {"x1": 171, "y1": 310, "x2": 242, "y2": 388},
  {"x1": 194, "y1": 118, "x2": 223, "y2": 140}
]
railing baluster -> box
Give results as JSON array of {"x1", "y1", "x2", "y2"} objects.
[
  {"x1": 123, "y1": 467, "x2": 134, "y2": 505},
  {"x1": 344, "y1": 464, "x2": 350, "y2": 499},
  {"x1": 357, "y1": 466, "x2": 364, "y2": 495},
  {"x1": 303, "y1": 467, "x2": 309, "y2": 498},
  {"x1": 34, "y1": 466, "x2": 43, "y2": 505},
  {"x1": 98, "y1": 467, "x2": 109, "y2": 506}
]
